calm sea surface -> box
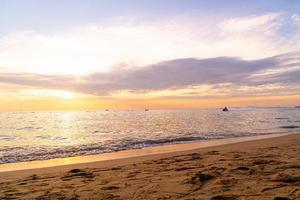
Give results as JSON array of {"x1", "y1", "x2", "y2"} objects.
[{"x1": 0, "y1": 108, "x2": 299, "y2": 164}]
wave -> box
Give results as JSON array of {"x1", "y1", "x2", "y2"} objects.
[{"x1": 0, "y1": 132, "x2": 277, "y2": 164}]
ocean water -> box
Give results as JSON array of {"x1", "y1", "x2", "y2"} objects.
[{"x1": 0, "y1": 108, "x2": 299, "y2": 164}]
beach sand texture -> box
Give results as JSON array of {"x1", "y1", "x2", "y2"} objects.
[{"x1": 0, "y1": 134, "x2": 299, "y2": 200}]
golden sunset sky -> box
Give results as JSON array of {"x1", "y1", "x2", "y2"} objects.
[{"x1": 0, "y1": 0, "x2": 300, "y2": 110}]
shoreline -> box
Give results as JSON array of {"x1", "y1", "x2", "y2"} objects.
[
  {"x1": 0, "y1": 132, "x2": 292, "y2": 173},
  {"x1": 0, "y1": 133, "x2": 299, "y2": 199},
  {"x1": 0, "y1": 132, "x2": 295, "y2": 174}
]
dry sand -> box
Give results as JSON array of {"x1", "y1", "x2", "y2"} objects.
[{"x1": 0, "y1": 133, "x2": 299, "y2": 200}]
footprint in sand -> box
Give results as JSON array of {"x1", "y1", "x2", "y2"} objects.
[
  {"x1": 273, "y1": 197, "x2": 291, "y2": 200},
  {"x1": 210, "y1": 194, "x2": 238, "y2": 200},
  {"x1": 207, "y1": 150, "x2": 220, "y2": 155},
  {"x1": 230, "y1": 166, "x2": 250, "y2": 173},
  {"x1": 36, "y1": 191, "x2": 79, "y2": 200},
  {"x1": 25, "y1": 174, "x2": 40, "y2": 181},
  {"x1": 101, "y1": 186, "x2": 119, "y2": 190},
  {"x1": 187, "y1": 171, "x2": 215, "y2": 190},
  {"x1": 271, "y1": 173, "x2": 300, "y2": 183},
  {"x1": 61, "y1": 168, "x2": 94, "y2": 181}
]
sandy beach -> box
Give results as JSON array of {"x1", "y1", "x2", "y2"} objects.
[
  {"x1": 2, "y1": 1, "x2": 300, "y2": 199},
  {"x1": 0, "y1": 133, "x2": 299, "y2": 200}
]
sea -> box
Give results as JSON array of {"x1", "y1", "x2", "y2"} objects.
[{"x1": 0, "y1": 108, "x2": 299, "y2": 164}]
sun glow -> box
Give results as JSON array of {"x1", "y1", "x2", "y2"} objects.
[
  {"x1": 58, "y1": 91, "x2": 75, "y2": 99},
  {"x1": 18, "y1": 89, "x2": 77, "y2": 99}
]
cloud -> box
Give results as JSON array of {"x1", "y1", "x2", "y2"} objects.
[
  {"x1": 90, "y1": 56, "x2": 277, "y2": 91},
  {"x1": 291, "y1": 14, "x2": 300, "y2": 25},
  {"x1": 0, "y1": 52, "x2": 299, "y2": 99},
  {"x1": 218, "y1": 13, "x2": 282, "y2": 35},
  {"x1": 0, "y1": 13, "x2": 299, "y2": 75},
  {"x1": 0, "y1": 12, "x2": 299, "y2": 99}
]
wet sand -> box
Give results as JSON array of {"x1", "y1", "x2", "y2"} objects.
[{"x1": 0, "y1": 133, "x2": 299, "y2": 200}]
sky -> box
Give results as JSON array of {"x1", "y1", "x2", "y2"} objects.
[{"x1": 0, "y1": 0, "x2": 300, "y2": 110}]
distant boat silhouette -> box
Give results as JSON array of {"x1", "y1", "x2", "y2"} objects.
[
  {"x1": 222, "y1": 107, "x2": 229, "y2": 112},
  {"x1": 296, "y1": 106, "x2": 300, "y2": 108},
  {"x1": 145, "y1": 108, "x2": 149, "y2": 111}
]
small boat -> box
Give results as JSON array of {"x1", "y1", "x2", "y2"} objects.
[
  {"x1": 222, "y1": 107, "x2": 229, "y2": 112},
  {"x1": 145, "y1": 108, "x2": 149, "y2": 111}
]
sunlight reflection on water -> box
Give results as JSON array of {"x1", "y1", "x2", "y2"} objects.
[{"x1": 0, "y1": 108, "x2": 299, "y2": 163}]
